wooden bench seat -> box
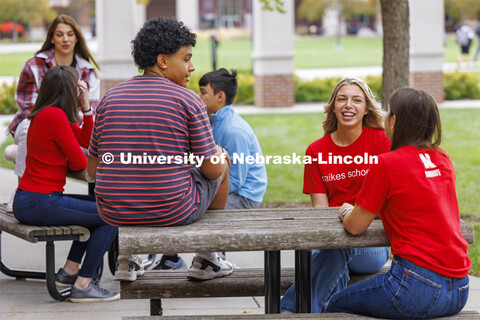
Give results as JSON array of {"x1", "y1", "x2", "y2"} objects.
[
  {"x1": 120, "y1": 266, "x2": 390, "y2": 300},
  {"x1": 0, "y1": 203, "x2": 90, "y2": 301},
  {"x1": 121, "y1": 310, "x2": 480, "y2": 319}
]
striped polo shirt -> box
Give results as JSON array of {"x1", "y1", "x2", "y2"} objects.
[{"x1": 88, "y1": 75, "x2": 217, "y2": 226}]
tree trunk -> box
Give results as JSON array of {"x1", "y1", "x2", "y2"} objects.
[{"x1": 380, "y1": 0, "x2": 410, "y2": 107}]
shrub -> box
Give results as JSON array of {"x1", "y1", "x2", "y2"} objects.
[
  {"x1": 234, "y1": 72, "x2": 254, "y2": 105},
  {"x1": 0, "y1": 81, "x2": 17, "y2": 114},
  {"x1": 444, "y1": 72, "x2": 480, "y2": 100}
]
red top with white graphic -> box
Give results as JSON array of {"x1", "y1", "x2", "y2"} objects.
[
  {"x1": 303, "y1": 127, "x2": 391, "y2": 206},
  {"x1": 356, "y1": 146, "x2": 471, "y2": 278}
]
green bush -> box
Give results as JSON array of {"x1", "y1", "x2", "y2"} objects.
[
  {"x1": 0, "y1": 81, "x2": 17, "y2": 114},
  {"x1": 444, "y1": 72, "x2": 480, "y2": 100},
  {"x1": 234, "y1": 73, "x2": 254, "y2": 105},
  {"x1": 294, "y1": 76, "x2": 341, "y2": 103}
]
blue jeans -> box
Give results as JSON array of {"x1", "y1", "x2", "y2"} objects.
[
  {"x1": 281, "y1": 246, "x2": 390, "y2": 313},
  {"x1": 325, "y1": 255, "x2": 470, "y2": 319},
  {"x1": 13, "y1": 189, "x2": 118, "y2": 278}
]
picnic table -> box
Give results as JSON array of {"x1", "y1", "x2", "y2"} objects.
[{"x1": 119, "y1": 207, "x2": 475, "y2": 315}]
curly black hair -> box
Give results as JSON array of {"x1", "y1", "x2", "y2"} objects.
[{"x1": 132, "y1": 17, "x2": 196, "y2": 70}]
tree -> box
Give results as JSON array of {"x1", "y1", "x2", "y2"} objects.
[
  {"x1": 380, "y1": 0, "x2": 409, "y2": 106},
  {"x1": 0, "y1": 0, "x2": 56, "y2": 41},
  {"x1": 445, "y1": 0, "x2": 480, "y2": 22}
]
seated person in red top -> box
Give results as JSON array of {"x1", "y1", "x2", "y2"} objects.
[
  {"x1": 12, "y1": 65, "x2": 119, "y2": 302},
  {"x1": 281, "y1": 77, "x2": 391, "y2": 313},
  {"x1": 329, "y1": 88, "x2": 471, "y2": 318},
  {"x1": 87, "y1": 17, "x2": 233, "y2": 282}
]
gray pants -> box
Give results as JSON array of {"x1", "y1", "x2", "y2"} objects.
[{"x1": 226, "y1": 192, "x2": 260, "y2": 209}]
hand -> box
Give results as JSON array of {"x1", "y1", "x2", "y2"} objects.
[
  {"x1": 78, "y1": 80, "x2": 90, "y2": 111},
  {"x1": 338, "y1": 203, "x2": 354, "y2": 221},
  {"x1": 216, "y1": 145, "x2": 231, "y2": 167}
]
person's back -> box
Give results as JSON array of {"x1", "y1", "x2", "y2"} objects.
[
  {"x1": 91, "y1": 75, "x2": 214, "y2": 226},
  {"x1": 363, "y1": 146, "x2": 469, "y2": 277}
]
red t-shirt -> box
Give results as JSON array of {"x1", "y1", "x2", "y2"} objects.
[
  {"x1": 356, "y1": 146, "x2": 471, "y2": 278},
  {"x1": 303, "y1": 127, "x2": 391, "y2": 206},
  {"x1": 19, "y1": 106, "x2": 92, "y2": 193}
]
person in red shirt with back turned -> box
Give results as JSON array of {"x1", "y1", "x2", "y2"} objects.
[
  {"x1": 328, "y1": 87, "x2": 471, "y2": 319},
  {"x1": 12, "y1": 65, "x2": 119, "y2": 302}
]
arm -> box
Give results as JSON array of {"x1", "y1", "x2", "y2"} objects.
[
  {"x1": 87, "y1": 156, "x2": 99, "y2": 180},
  {"x1": 310, "y1": 193, "x2": 329, "y2": 207},
  {"x1": 15, "y1": 62, "x2": 38, "y2": 118},
  {"x1": 199, "y1": 145, "x2": 229, "y2": 180},
  {"x1": 84, "y1": 69, "x2": 99, "y2": 111},
  {"x1": 70, "y1": 81, "x2": 93, "y2": 148},
  {"x1": 338, "y1": 203, "x2": 376, "y2": 235}
]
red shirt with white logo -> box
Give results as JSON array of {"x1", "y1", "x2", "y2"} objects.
[
  {"x1": 303, "y1": 127, "x2": 391, "y2": 206},
  {"x1": 356, "y1": 146, "x2": 471, "y2": 278}
]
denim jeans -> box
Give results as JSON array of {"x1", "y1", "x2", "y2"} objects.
[
  {"x1": 13, "y1": 189, "x2": 118, "y2": 278},
  {"x1": 281, "y1": 246, "x2": 390, "y2": 313},
  {"x1": 325, "y1": 255, "x2": 470, "y2": 319}
]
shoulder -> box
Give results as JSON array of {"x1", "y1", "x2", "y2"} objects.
[
  {"x1": 363, "y1": 127, "x2": 386, "y2": 137},
  {"x1": 35, "y1": 106, "x2": 68, "y2": 122},
  {"x1": 75, "y1": 54, "x2": 95, "y2": 71},
  {"x1": 307, "y1": 135, "x2": 330, "y2": 152}
]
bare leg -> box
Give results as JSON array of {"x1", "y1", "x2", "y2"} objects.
[{"x1": 63, "y1": 259, "x2": 80, "y2": 275}]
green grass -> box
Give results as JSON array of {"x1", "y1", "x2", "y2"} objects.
[
  {"x1": 0, "y1": 35, "x2": 472, "y2": 77},
  {"x1": 469, "y1": 223, "x2": 480, "y2": 276}
]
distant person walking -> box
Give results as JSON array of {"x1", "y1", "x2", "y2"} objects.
[{"x1": 456, "y1": 24, "x2": 475, "y2": 68}]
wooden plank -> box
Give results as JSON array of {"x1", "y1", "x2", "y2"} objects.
[
  {"x1": 121, "y1": 268, "x2": 294, "y2": 299},
  {"x1": 122, "y1": 311, "x2": 480, "y2": 319},
  {"x1": 0, "y1": 203, "x2": 90, "y2": 243},
  {"x1": 118, "y1": 208, "x2": 475, "y2": 255},
  {"x1": 120, "y1": 266, "x2": 391, "y2": 300}
]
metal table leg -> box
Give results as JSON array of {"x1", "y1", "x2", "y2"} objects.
[
  {"x1": 46, "y1": 241, "x2": 70, "y2": 301},
  {"x1": 295, "y1": 249, "x2": 312, "y2": 313},
  {"x1": 264, "y1": 250, "x2": 281, "y2": 314}
]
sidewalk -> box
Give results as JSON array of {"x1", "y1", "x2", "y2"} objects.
[{"x1": 1, "y1": 111, "x2": 480, "y2": 319}]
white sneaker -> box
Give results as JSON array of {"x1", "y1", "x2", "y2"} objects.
[
  {"x1": 187, "y1": 252, "x2": 233, "y2": 280},
  {"x1": 114, "y1": 255, "x2": 145, "y2": 281}
]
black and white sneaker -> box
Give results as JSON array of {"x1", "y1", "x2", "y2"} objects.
[
  {"x1": 187, "y1": 252, "x2": 233, "y2": 280},
  {"x1": 114, "y1": 255, "x2": 145, "y2": 281}
]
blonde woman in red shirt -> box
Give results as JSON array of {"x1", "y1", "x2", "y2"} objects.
[
  {"x1": 12, "y1": 65, "x2": 119, "y2": 302},
  {"x1": 281, "y1": 77, "x2": 390, "y2": 313},
  {"x1": 329, "y1": 88, "x2": 471, "y2": 318}
]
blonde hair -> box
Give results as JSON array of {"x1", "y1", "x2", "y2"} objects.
[{"x1": 323, "y1": 77, "x2": 385, "y2": 135}]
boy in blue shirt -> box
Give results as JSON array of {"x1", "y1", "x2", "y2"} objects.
[{"x1": 199, "y1": 68, "x2": 267, "y2": 209}]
